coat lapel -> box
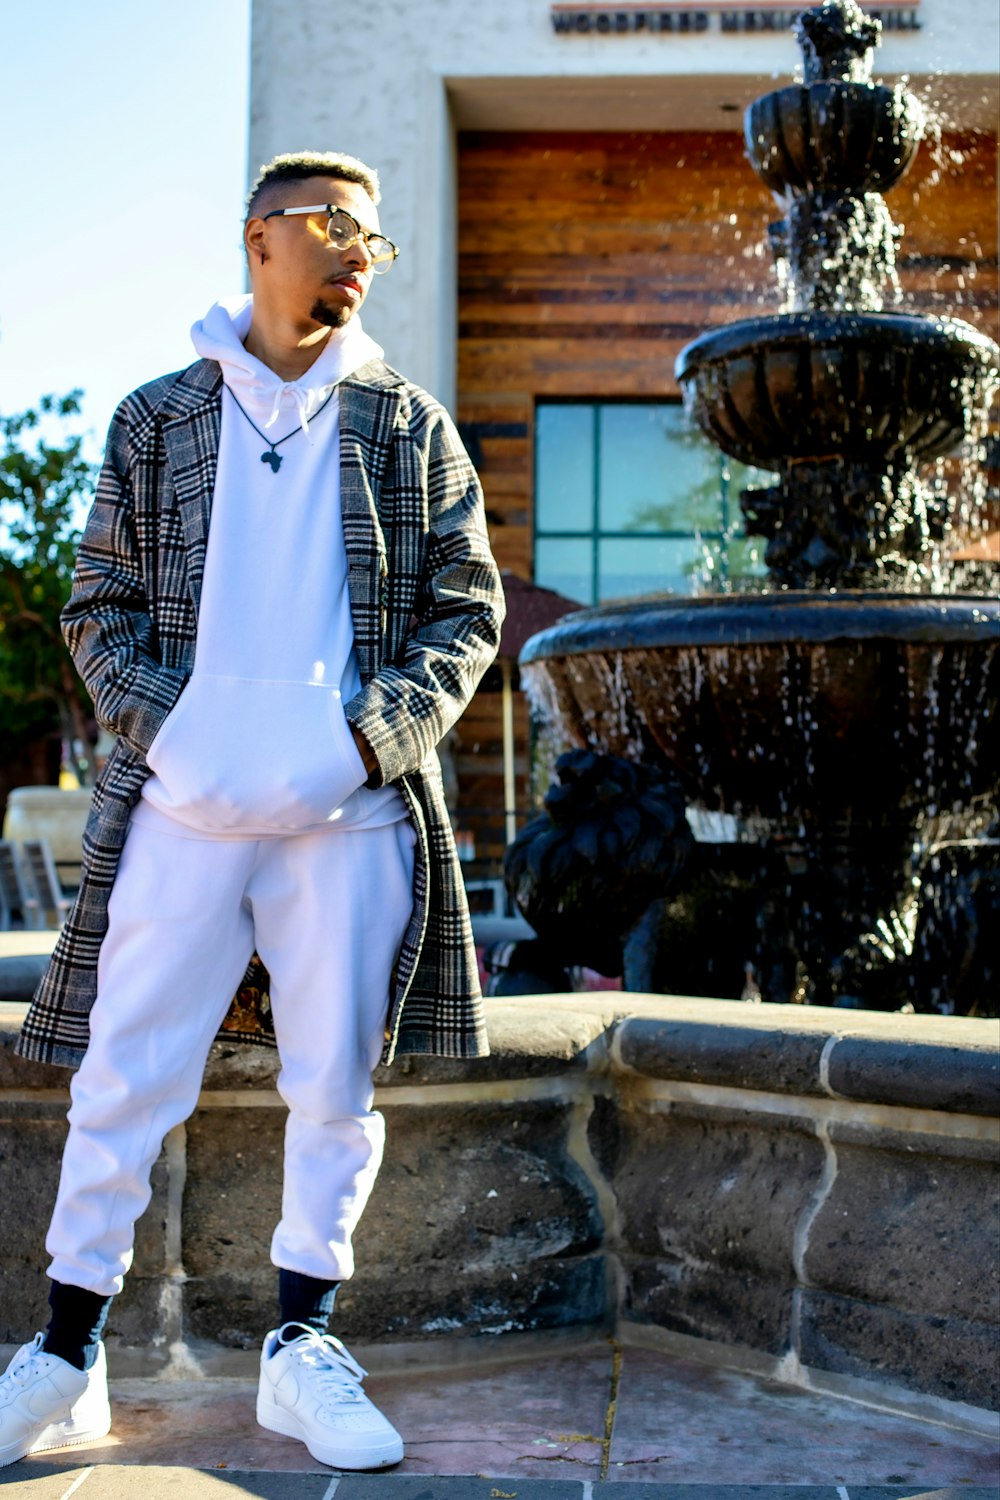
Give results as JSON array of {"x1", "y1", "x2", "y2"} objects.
[
  {"x1": 156, "y1": 357, "x2": 401, "y2": 676},
  {"x1": 160, "y1": 360, "x2": 223, "y2": 618},
  {"x1": 339, "y1": 363, "x2": 404, "y2": 681}
]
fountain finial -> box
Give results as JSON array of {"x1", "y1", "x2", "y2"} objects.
[
  {"x1": 678, "y1": 0, "x2": 998, "y2": 590},
  {"x1": 795, "y1": 0, "x2": 880, "y2": 83}
]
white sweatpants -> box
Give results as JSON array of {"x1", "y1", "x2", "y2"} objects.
[{"x1": 46, "y1": 815, "x2": 416, "y2": 1296}]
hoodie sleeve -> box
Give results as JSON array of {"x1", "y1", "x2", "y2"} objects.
[
  {"x1": 343, "y1": 398, "x2": 505, "y2": 787},
  {"x1": 61, "y1": 395, "x2": 189, "y2": 757}
]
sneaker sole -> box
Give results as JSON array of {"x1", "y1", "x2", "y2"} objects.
[
  {"x1": 0, "y1": 1407, "x2": 112, "y2": 1468},
  {"x1": 256, "y1": 1396, "x2": 404, "y2": 1470}
]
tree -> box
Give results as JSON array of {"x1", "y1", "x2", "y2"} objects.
[{"x1": 0, "y1": 392, "x2": 97, "y2": 784}]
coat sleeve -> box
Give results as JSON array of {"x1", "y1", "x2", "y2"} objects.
[
  {"x1": 61, "y1": 398, "x2": 188, "y2": 757},
  {"x1": 344, "y1": 401, "x2": 505, "y2": 787}
]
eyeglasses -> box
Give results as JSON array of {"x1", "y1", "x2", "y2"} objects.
[{"x1": 261, "y1": 204, "x2": 400, "y2": 273}]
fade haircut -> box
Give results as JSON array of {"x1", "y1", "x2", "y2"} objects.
[{"x1": 245, "y1": 151, "x2": 381, "y2": 224}]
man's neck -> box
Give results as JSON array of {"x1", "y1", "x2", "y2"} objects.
[{"x1": 243, "y1": 315, "x2": 334, "y2": 382}]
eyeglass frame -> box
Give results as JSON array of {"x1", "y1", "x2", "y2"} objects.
[{"x1": 260, "y1": 204, "x2": 400, "y2": 272}]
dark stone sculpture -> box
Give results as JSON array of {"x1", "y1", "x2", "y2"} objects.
[
  {"x1": 502, "y1": 749, "x2": 692, "y2": 990},
  {"x1": 519, "y1": 0, "x2": 999, "y2": 1014},
  {"x1": 796, "y1": 0, "x2": 879, "y2": 81}
]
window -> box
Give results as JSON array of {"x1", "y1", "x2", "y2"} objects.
[{"x1": 534, "y1": 402, "x2": 770, "y2": 605}]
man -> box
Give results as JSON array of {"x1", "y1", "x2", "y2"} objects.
[{"x1": 2, "y1": 150, "x2": 504, "y2": 1472}]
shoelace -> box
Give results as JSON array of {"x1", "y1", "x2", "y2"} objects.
[
  {"x1": 6, "y1": 1334, "x2": 47, "y2": 1387},
  {"x1": 278, "y1": 1326, "x2": 368, "y2": 1405}
]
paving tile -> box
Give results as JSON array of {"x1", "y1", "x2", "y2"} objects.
[
  {"x1": 847, "y1": 1488, "x2": 1000, "y2": 1499},
  {"x1": 199, "y1": 1474, "x2": 332, "y2": 1497},
  {"x1": 335, "y1": 1479, "x2": 585, "y2": 1498},
  {"x1": 78, "y1": 1379, "x2": 322, "y2": 1472},
  {"x1": 209, "y1": 1476, "x2": 334, "y2": 1500},
  {"x1": 597, "y1": 1489, "x2": 842, "y2": 1498},
  {"x1": 0, "y1": 1468, "x2": 336, "y2": 1498},
  {"x1": 24, "y1": 1345, "x2": 609, "y2": 1479},
  {"x1": 373, "y1": 1344, "x2": 610, "y2": 1479},
  {"x1": 55, "y1": 1471, "x2": 330, "y2": 1498},
  {"x1": 0, "y1": 1464, "x2": 93, "y2": 1497},
  {"x1": 3, "y1": 1342, "x2": 995, "y2": 1495},
  {"x1": 606, "y1": 1346, "x2": 1000, "y2": 1485},
  {"x1": 597, "y1": 1489, "x2": 844, "y2": 1498}
]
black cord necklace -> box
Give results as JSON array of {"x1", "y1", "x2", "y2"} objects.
[{"x1": 228, "y1": 386, "x2": 337, "y2": 472}]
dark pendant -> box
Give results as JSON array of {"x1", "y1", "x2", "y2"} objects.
[{"x1": 261, "y1": 450, "x2": 282, "y2": 472}]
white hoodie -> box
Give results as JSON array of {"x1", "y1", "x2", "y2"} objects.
[{"x1": 135, "y1": 294, "x2": 406, "y2": 838}]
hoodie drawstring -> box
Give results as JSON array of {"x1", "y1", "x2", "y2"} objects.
[{"x1": 252, "y1": 380, "x2": 336, "y2": 440}]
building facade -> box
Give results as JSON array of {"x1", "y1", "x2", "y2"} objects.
[{"x1": 249, "y1": 0, "x2": 998, "y2": 861}]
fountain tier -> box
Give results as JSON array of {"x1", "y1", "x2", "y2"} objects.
[
  {"x1": 521, "y1": 592, "x2": 998, "y2": 834},
  {"x1": 676, "y1": 314, "x2": 997, "y2": 475},
  {"x1": 746, "y1": 81, "x2": 922, "y2": 197},
  {"x1": 515, "y1": 0, "x2": 999, "y2": 1010}
]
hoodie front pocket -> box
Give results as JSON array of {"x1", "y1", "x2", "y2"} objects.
[{"x1": 145, "y1": 675, "x2": 367, "y2": 833}]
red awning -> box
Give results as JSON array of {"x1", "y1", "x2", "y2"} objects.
[{"x1": 499, "y1": 571, "x2": 584, "y2": 661}]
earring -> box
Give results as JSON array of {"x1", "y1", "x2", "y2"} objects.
[{"x1": 260, "y1": 251, "x2": 267, "y2": 265}]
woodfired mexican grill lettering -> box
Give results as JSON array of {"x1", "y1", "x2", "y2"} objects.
[{"x1": 550, "y1": 2, "x2": 922, "y2": 33}]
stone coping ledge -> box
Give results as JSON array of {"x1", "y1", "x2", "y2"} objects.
[
  {"x1": 2, "y1": 989, "x2": 997, "y2": 1414},
  {"x1": 2, "y1": 993, "x2": 997, "y2": 1117}
]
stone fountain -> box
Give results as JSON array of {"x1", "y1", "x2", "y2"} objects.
[{"x1": 516, "y1": 0, "x2": 999, "y2": 1012}]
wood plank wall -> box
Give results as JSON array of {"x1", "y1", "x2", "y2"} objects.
[{"x1": 453, "y1": 128, "x2": 999, "y2": 857}]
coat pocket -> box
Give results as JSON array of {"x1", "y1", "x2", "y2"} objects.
[{"x1": 144, "y1": 674, "x2": 367, "y2": 833}]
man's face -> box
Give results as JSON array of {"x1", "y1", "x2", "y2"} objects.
[{"x1": 248, "y1": 176, "x2": 385, "y2": 330}]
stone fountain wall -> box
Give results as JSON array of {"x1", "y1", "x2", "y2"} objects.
[{"x1": 1, "y1": 996, "x2": 996, "y2": 1425}]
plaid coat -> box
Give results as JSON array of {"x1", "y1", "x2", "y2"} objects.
[{"x1": 15, "y1": 356, "x2": 504, "y2": 1070}]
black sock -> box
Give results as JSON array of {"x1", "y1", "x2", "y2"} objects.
[
  {"x1": 278, "y1": 1267, "x2": 339, "y2": 1336},
  {"x1": 43, "y1": 1281, "x2": 113, "y2": 1372}
]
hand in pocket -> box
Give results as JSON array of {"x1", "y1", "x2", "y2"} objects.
[{"x1": 145, "y1": 675, "x2": 368, "y2": 832}]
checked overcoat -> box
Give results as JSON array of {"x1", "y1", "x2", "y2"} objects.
[{"x1": 15, "y1": 356, "x2": 505, "y2": 1071}]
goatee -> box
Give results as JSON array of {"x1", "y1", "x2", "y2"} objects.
[{"x1": 310, "y1": 298, "x2": 352, "y2": 329}]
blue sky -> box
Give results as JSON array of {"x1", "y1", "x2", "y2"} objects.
[{"x1": 0, "y1": 0, "x2": 251, "y2": 457}]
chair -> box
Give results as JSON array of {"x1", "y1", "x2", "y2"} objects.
[
  {"x1": 0, "y1": 840, "x2": 38, "y2": 930},
  {"x1": 463, "y1": 877, "x2": 507, "y2": 918},
  {"x1": 19, "y1": 839, "x2": 73, "y2": 929}
]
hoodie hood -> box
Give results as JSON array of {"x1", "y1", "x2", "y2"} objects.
[{"x1": 190, "y1": 293, "x2": 384, "y2": 435}]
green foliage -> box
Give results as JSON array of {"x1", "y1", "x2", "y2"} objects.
[{"x1": 0, "y1": 392, "x2": 96, "y2": 770}]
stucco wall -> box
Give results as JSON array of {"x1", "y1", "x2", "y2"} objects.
[{"x1": 247, "y1": 0, "x2": 999, "y2": 405}]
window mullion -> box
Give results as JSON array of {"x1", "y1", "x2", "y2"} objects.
[
  {"x1": 533, "y1": 398, "x2": 763, "y2": 605},
  {"x1": 719, "y1": 455, "x2": 730, "y2": 585},
  {"x1": 592, "y1": 404, "x2": 600, "y2": 605}
]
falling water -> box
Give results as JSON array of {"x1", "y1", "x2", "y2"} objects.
[{"x1": 520, "y1": 0, "x2": 999, "y2": 1013}]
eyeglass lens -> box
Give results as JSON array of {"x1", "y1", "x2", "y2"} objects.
[{"x1": 326, "y1": 209, "x2": 396, "y2": 271}]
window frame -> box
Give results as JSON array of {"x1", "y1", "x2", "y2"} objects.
[{"x1": 533, "y1": 397, "x2": 753, "y2": 605}]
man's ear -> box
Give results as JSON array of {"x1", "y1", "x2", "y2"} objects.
[{"x1": 245, "y1": 217, "x2": 266, "y2": 262}]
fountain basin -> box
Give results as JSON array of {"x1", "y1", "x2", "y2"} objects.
[
  {"x1": 676, "y1": 312, "x2": 999, "y2": 473},
  {"x1": 746, "y1": 81, "x2": 922, "y2": 196},
  {"x1": 520, "y1": 592, "x2": 999, "y2": 831}
]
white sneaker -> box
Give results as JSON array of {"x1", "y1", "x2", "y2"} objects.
[
  {"x1": 257, "y1": 1323, "x2": 404, "y2": 1470},
  {"x1": 0, "y1": 1335, "x2": 111, "y2": 1468}
]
